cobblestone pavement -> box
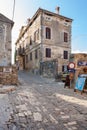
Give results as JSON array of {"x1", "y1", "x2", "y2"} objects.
[{"x1": 0, "y1": 70, "x2": 87, "y2": 130}]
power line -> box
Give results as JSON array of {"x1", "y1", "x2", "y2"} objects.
[{"x1": 12, "y1": 0, "x2": 15, "y2": 21}]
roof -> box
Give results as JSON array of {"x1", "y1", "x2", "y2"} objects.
[
  {"x1": 39, "y1": 8, "x2": 73, "y2": 21},
  {"x1": 0, "y1": 13, "x2": 14, "y2": 27},
  {"x1": 15, "y1": 8, "x2": 73, "y2": 44}
]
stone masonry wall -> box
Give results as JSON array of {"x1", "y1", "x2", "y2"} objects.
[
  {"x1": 0, "y1": 66, "x2": 18, "y2": 85},
  {"x1": 0, "y1": 22, "x2": 12, "y2": 66}
]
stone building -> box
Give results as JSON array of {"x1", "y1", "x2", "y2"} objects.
[
  {"x1": 15, "y1": 7, "x2": 73, "y2": 76},
  {"x1": 0, "y1": 13, "x2": 14, "y2": 66},
  {"x1": 0, "y1": 13, "x2": 18, "y2": 85}
]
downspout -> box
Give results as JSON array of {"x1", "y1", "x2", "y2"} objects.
[
  {"x1": 40, "y1": 12, "x2": 43, "y2": 74},
  {"x1": 40, "y1": 12, "x2": 43, "y2": 62}
]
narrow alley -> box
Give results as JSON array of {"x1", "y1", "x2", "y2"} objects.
[{"x1": 0, "y1": 71, "x2": 87, "y2": 130}]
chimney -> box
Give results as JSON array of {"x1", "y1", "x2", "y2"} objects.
[
  {"x1": 27, "y1": 18, "x2": 31, "y2": 23},
  {"x1": 55, "y1": 6, "x2": 60, "y2": 14}
]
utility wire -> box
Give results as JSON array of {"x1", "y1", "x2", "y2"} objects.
[{"x1": 12, "y1": 0, "x2": 15, "y2": 21}]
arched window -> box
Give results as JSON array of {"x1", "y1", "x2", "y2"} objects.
[{"x1": 46, "y1": 27, "x2": 51, "y2": 39}]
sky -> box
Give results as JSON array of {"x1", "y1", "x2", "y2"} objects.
[{"x1": 0, "y1": 0, "x2": 87, "y2": 63}]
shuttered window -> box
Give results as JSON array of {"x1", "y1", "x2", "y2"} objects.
[
  {"x1": 64, "y1": 51, "x2": 68, "y2": 59},
  {"x1": 46, "y1": 48, "x2": 51, "y2": 57},
  {"x1": 64, "y1": 32, "x2": 68, "y2": 42},
  {"x1": 46, "y1": 27, "x2": 51, "y2": 39}
]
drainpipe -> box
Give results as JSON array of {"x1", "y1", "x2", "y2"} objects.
[
  {"x1": 40, "y1": 13, "x2": 43, "y2": 62},
  {"x1": 40, "y1": 13, "x2": 43, "y2": 74}
]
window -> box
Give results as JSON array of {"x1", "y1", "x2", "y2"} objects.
[
  {"x1": 34, "y1": 29, "x2": 39, "y2": 42},
  {"x1": 34, "y1": 31, "x2": 36, "y2": 42},
  {"x1": 0, "y1": 26, "x2": 3, "y2": 33},
  {"x1": 64, "y1": 51, "x2": 68, "y2": 59},
  {"x1": 37, "y1": 29, "x2": 39, "y2": 40},
  {"x1": 46, "y1": 27, "x2": 51, "y2": 39},
  {"x1": 62, "y1": 65, "x2": 64, "y2": 72},
  {"x1": 26, "y1": 55, "x2": 28, "y2": 63},
  {"x1": 30, "y1": 37, "x2": 32, "y2": 45},
  {"x1": 62, "y1": 65, "x2": 68, "y2": 72},
  {"x1": 46, "y1": 48, "x2": 51, "y2": 57},
  {"x1": 64, "y1": 32, "x2": 68, "y2": 42},
  {"x1": 30, "y1": 53, "x2": 32, "y2": 60},
  {"x1": 35, "y1": 50, "x2": 38, "y2": 59},
  {"x1": 23, "y1": 47, "x2": 25, "y2": 53},
  {"x1": 19, "y1": 46, "x2": 21, "y2": 53}
]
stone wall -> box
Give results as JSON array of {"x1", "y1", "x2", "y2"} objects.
[
  {"x1": 0, "y1": 66, "x2": 18, "y2": 85},
  {"x1": 0, "y1": 14, "x2": 14, "y2": 66}
]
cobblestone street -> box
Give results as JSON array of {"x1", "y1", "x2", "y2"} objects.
[{"x1": 0, "y1": 71, "x2": 87, "y2": 130}]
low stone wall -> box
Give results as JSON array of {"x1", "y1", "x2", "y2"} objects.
[{"x1": 0, "y1": 66, "x2": 18, "y2": 85}]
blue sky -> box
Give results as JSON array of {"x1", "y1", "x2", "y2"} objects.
[{"x1": 0, "y1": 0, "x2": 87, "y2": 63}]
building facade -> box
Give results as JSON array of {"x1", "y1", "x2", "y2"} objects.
[
  {"x1": 0, "y1": 13, "x2": 14, "y2": 66},
  {"x1": 0, "y1": 14, "x2": 18, "y2": 85},
  {"x1": 15, "y1": 8, "x2": 73, "y2": 75}
]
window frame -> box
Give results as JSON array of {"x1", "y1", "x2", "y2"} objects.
[
  {"x1": 35, "y1": 50, "x2": 38, "y2": 59},
  {"x1": 46, "y1": 27, "x2": 51, "y2": 39},
  {"x1": 64, "y1": 51, "x2": 68, "y2": 59},
  {"x1": 64, "y1": 32, "x2": 68, "y2": 42},
  {"x1": 30, "y1": 37, "x2": 32, "y2": 45},
  {"x1": 26, "y1": 55, "x2": 28, "y2": 63},
  {"x1": 46, "y1": 48, "x2": 51, "y2": 58},
  {"x1": 30, "y1": 52, "x2": 32, "y2": 61}
]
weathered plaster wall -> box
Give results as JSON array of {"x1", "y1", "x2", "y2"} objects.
[{"x1": 0, "y1": 22, "x2": 12, "y2": 66}]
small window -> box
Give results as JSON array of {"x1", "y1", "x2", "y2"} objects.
[
  {"x1": 64, "y1": 51, "x2": 68, "y2": 59},
  {"x1": 62, "y1": 65, "x2": 64, "y2": 72},
  {"x1": 34, "y1": 31, "x2": 36, "y2": 42},
  {"x1": 34, "y1": 29, "x2": 39, "y2": 42},
  {"x1": 23, "y1": 47, "x2": 25, "y2": 53},
  {"x1": 46, "y1": 27, "x2": 51, "y2": 39},
  {"x1": 35, "y1": 50, "x2": 38, "y2": 59},
  {"x1": 0, "y1": 27, "x2": 3, "y2": 33},
  {"x1": 19, "y1": 46, "x2": 21, "y2": 53},
  {"x1": 37, "y1": 29, "x2": 39, "y2": 40},
  {"x1": 30, "y1": 37, "x2": 32, "y2": 45},
  {"x1": 26, "y1": 55, "x2": 28, "y2": 63},
  {"x1": 62, "y1": 65, "x2": 68, "y2": 72},
  {"x1": 30, "y1": 53, "x2": 32, "y2": 60},
  {"x1": 46, "y1": 48, "x2": 51, "y2": 57},
  {"x1": 64, "y1": 32, "x2": 68, "y2": 42}
]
